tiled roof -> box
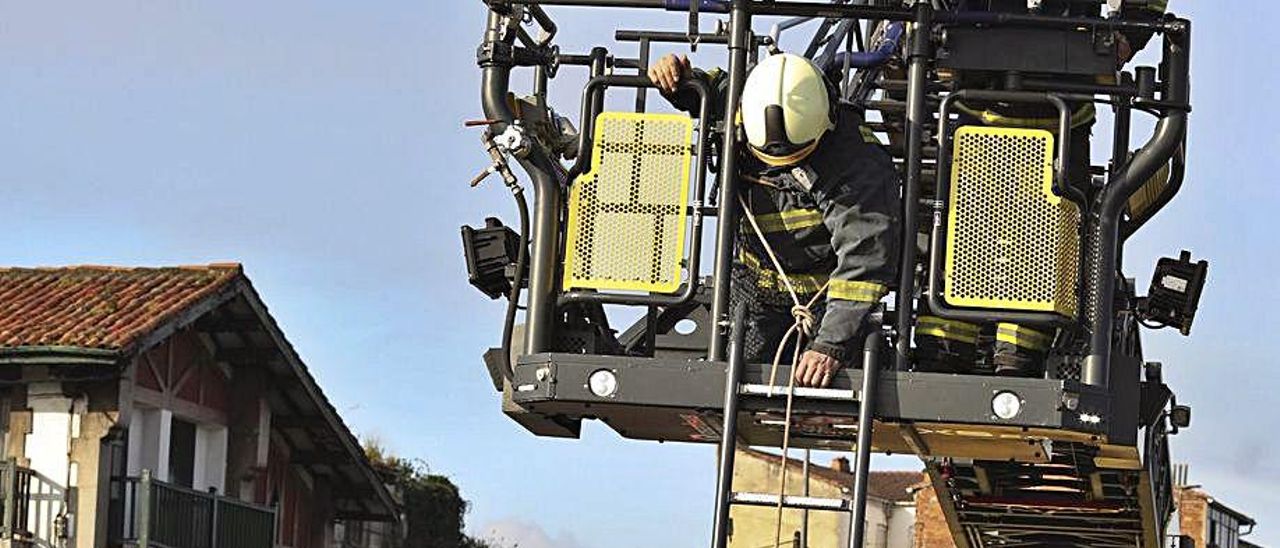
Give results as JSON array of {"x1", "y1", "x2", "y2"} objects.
[
  {"x1": 0, "y1": 264, "x2": 242, "y2": 353},
  {"x1": 741, "y1": 448, "x2": 925, "y2": 503},
  {"x1": 866, "y1": 471, "x2": 926, "y2": 503},
  {"x1": 0, "y1": 263, "x2": 397, "y2": 518}
]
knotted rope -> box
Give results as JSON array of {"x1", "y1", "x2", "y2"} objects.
[{"x1": 738, "y1": 195, "x2": 829, "y2": 548}]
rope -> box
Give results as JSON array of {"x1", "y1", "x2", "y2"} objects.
[{"x1": 738, "y1": 195, "x2": 829, "y2": 548}]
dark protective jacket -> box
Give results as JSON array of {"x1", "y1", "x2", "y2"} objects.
[{"x1": 669, "y1": 74, "x2": 901, "y2": 362}]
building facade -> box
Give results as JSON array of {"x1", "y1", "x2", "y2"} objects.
[
  {"x1": 734, "y1": 451, "x2": 1261, "y2": 548},
  {"x1": 0, "y1": 265, "x2": 396, "y2": 548},
  {"x1": 730, "y1": 449, "x2": 918, "y2": 548},
  {"x1": 1169, "y1": 485, "x2": 1258, "y2": 548}
]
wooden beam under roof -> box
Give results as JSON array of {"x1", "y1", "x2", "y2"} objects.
[
  {"x1": 194, "y1": 315, "x2": 263, "y2": 333},
  {"x1": 290, "y1": 451, "x2": 353, "y2": 466},
  {"x1": 214, "y1": 347, "x2": 280, "y2": 363},
  {"x1": 273, "y1": 414, "x2": 329, "y2": 430}
]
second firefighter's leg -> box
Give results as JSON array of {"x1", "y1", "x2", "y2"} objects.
[
  {"x1": 992, "y1": 323, "x2": 1052, "y2": 377},
  {"x1": 914, "y1": 316, "x2": 981, "y2": 373}
]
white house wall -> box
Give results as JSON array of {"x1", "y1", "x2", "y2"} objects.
[
  {"x1": 24, "y1": 382, "x2": 73, "y2": 546},
  {"x1": 192, "y1": 424, "x2": 228, "y2": 493},
  {"x1": 885, "y1": 503, "x2": 916, "y2": 548},
  {"x1": 836, "y1": 497, "x2": 893, "y2": 548},
  {"x1": 127, "y1": 407, "x2": 172, "y2": 482}
]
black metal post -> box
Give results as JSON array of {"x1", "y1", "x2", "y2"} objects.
[
  {"x1": 637, "y1": 38, "x2": 651, "y2": 113},
  {"x1": 800, "y1": 449, "x2": 810, "y2": 548},
  {"x1": 479, "y1": 10, "x2": 565, "y2": 356},
  {"x1": 707, "y1": 0, "x2": 751, "y2": 362},
  {"x1": 1084, "y1": 20, "x2": 1190, "y2": 387},
  {"x1": 894, "y1": 1, "x2": 932, "y2": 371},
  {"x1": 711, "y1": 303, "x2": 747, "y2": 548},
  {"x1": 1112, "y1": 74, "x2": 1134, "y2": 175},
  {"x1": 849, "y1": 332, "x2": 884, "y2": 548},
  {"x1": 616, "y1": 29, "x2": 772, "y2": 47},
  {"x1": 589, "y1": 47, "x2": 608, "y2": 115}
]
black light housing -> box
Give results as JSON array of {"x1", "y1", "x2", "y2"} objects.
[
  {"x1": 1170, "y1": 404, "x2": 1192, "y2": 430},
  {"x1": 1140, "y1": 250, "x2": 1208, "y2": 336},
  {"x1": 461, "y1": 217, "x2": 522, "y2": 300}
]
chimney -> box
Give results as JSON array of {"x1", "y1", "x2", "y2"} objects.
[
  {"x1": 830, "y1": 457, "x2": 850, "y2": 473},
  {"x1": 1173, "y1": 463, "x2": 1190, "y2": 487}
]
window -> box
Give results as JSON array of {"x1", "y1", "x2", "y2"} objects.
[
  {"x1": 1207, "y1": 507, "x2": 1241, "y2": 548},
  {"x1": 168, "y1": 418, "x2": 197, "y2": 488}
]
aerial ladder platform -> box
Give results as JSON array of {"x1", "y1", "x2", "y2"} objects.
[{"x1": 461, "y1": 1, "x2": 1203, "y2": 546}]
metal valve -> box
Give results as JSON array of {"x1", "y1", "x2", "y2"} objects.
[
  {"x1": 494, "y1": 124, "x2": 530, "y2": 157},
  {"x1": 465, "y1": 123, "x2": 521, "y2": 192}
]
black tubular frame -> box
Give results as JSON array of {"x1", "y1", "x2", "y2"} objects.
[
  {"x1": 559, "y1": 74, "x2": 713, "y2": 307},
  {"x1": 926, "y1": 89, "x2": 1083, "y2": 328},
  {"x1": 848, "y1": 329, "x2": 884, "y2": 548},
  {"x1": 480, "y1": 9, "x2": 563, "y2": 356},
  {"x1": 1084, "y1": 19, "x2": 1191, "y2": 387},
  {"x1": 710, "y1": 303, "x2": 746, "y2": 548},
  {"x1": 477, "y1": 0, "x2": 1192, "y2": 385},
  {"x1": 893, "y1": 0, "x2": 933, "y2": 372},
  {"x1": 706, "y1": 0, "x2": 752, "y2": 362}
]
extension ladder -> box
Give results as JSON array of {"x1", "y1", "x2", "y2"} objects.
[{"x1": 709, "y1": 304, "x2": 886, "y2": 548}]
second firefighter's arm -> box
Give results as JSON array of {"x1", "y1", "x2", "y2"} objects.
[{"x1": 1117, "y1": 0, "x2": 1169, "y2": 63}]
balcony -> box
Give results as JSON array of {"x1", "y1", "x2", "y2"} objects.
[
  {"x1": 0, "y1": 460, "x2": 35, "y2": 543},
  {"x1": 0, "y1": 458, "x2": 70, "y2": 548},
  {"x1": 110, "y1": 471, "x2": 276, "y2": 548}
]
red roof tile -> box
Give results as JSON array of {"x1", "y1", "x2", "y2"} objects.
[
  {"x1": 866, "y1": 471, "x2": 926, "y2": 502},
  {"x1": 0, "y1": 265, "x2": 242, "y2": 352}
]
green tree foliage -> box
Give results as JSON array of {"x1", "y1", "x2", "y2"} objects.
[{"x1": 365, "y1": 441, "x2": 503, "y2": 548}]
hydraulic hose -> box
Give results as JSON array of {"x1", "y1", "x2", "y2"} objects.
[
  {"x1": 665, "y1": 0, "x2": 730, "y2": 13},
  {"x1": 500, "y1": 189, "x2": 531, "y2": 381},
  {"x1": 827, "y1": 22, "x2": 904, "y2": 69}
]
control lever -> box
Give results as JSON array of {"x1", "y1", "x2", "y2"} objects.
[{"x1": 464, "y1": 120, "x2": 521, "y2": 190}]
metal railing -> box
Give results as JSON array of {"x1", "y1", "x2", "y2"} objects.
[
  {"x1": 110, "y1": 471, "x2": 275, "y2": 548},
  {"x1": 0, "y1": 459, "x2": 33, "y2": 540}
]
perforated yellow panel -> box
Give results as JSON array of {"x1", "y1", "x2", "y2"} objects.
[
  {"x1": 944, "y1": 126, "x2": 1080, "y2": 318},
  {"x1": 1127, "y1": 160, "x2": 1172, "y2": 220},
  {"x1": 563, "y1": 112, "x2": 694, "y2": 293}
]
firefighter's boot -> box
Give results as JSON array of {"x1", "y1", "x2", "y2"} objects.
[
  {"x1": 914, "y1": 317, "x2": 981, "y2": 373},
  {"x1": 993, "y1": 323, "x2": 1052, "y2": 378}
]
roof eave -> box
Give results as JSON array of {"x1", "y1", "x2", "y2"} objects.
[
  {"x1": 233, "y1": 278, "x2": 399, "y2": 522},
  {"x1": 0, "y1": 346, "x2": 125, "y2": 367}
]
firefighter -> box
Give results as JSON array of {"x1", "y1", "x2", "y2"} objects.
[
  {"x1": 650, "y1": 52, "x2": 900, "y2": 389},
  {"x1": 916, "y1": 0, "x2": 1171, "y2": 377}
]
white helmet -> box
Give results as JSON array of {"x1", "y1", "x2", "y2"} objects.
[{"x1": 741, "y1": 53, "x2": 835, "y2": 167}]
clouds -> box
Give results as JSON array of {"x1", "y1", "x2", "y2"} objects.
[{"x1": 477, "y1": 518, "x2": 588, "y2": 548}]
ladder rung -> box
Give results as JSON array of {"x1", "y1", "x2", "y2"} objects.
[
  {"x1": 729, "y1": 492, "x2": 852, "y2": 512},
  {"x1": 739, "y1": 384, "x2": 860, "y2": 401}
]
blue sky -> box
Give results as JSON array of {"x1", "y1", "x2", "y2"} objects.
[{"x1": 1, "y1": 1, "x2": 1276, "y2": 547}]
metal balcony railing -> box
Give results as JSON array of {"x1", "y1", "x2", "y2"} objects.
[
  {"x1": 110, "y1": 471, "x2": 276, "y2": 548},
  {"x1": 0, "y1": 459, "x2": 34, "y2": 540}
]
